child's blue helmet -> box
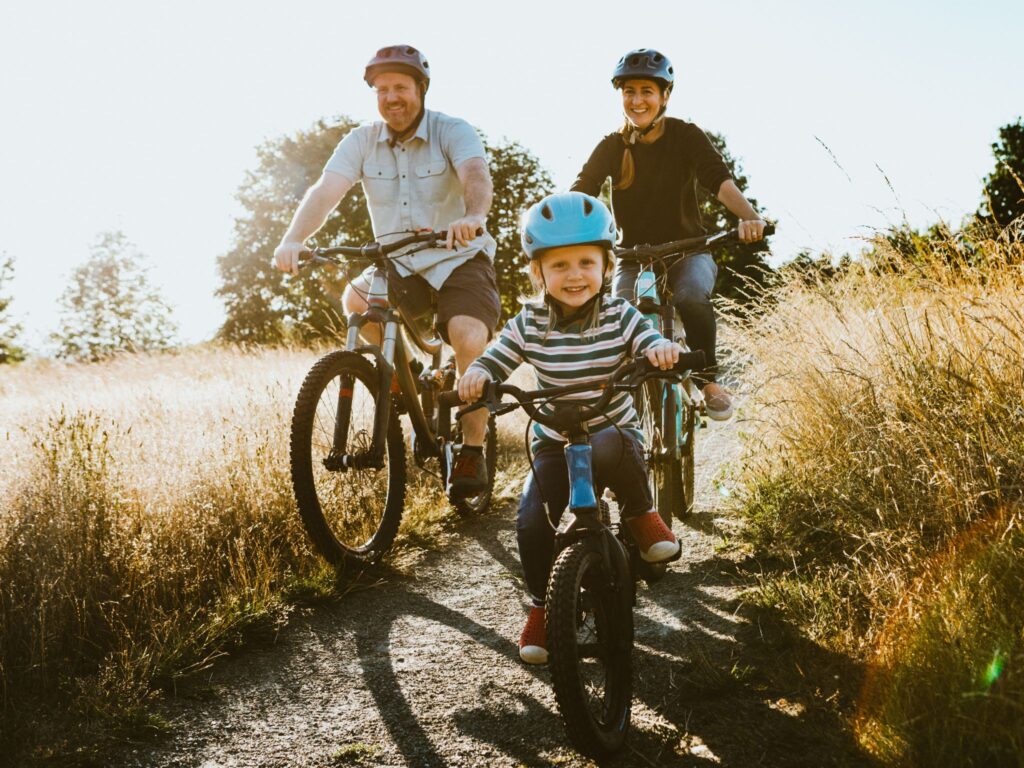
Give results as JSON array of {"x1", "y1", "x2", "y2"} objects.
[{"x1": 521, "y1": 192, "x2": 617, "y2": 260}]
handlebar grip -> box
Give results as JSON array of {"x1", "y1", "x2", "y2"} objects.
[{"x1": 638, "y1": 349, "x2": 706, "y2": 375}]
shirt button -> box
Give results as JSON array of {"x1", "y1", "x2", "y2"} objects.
[{"x1": 401, "y1": 174, "x2": 406, "y2": 178}]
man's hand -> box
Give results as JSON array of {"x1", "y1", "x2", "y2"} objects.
[
  {"x1": 274, "y1": 242, "x2": 307, "y2": 275},
  {"x1": 737, "y1": 219, "x2": 767, "y2": 243},
  {"x1": 645, "y1": 340, "x2": 683, "y2": 370},
  {"x1": 458, "y1": 368, "x2": 491, "y2": 403},
  {"x1": 445, "y1": 214, "x2": 486, "y2": 250}
]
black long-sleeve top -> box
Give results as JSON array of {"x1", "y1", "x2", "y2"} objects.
[{"x1": 571, "y1": 118, "x2": 733, "y2": 248}]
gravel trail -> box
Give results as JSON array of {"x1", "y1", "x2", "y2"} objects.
[{"x1": 117, "y1": 421, "x2": 870, "y2": 768}]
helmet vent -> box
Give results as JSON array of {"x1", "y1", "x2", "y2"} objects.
[
  {"x1": 582, "y1": 198, "x2": 593, "y2": 215},
  {"x1": 540, "y1": 204, "x2": 553, "y2": 221},
  {"x1": 524, "y1": 233, "x2": 534, "y2": 244}
]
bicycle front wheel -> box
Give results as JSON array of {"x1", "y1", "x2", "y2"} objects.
[
  {"x1": 637, "y1": 380, "x2": 684, "y2": 527},
  {"x1": 547, "y1": 541, "x2": 633, "y2": 757},
  {"x1": 290, "y1": 351, "x2": 406, "y2": 565}
]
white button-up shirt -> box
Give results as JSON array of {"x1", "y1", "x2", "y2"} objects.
[{"x1": 324, "y1": 109, "x2": 497, "y2": 290}]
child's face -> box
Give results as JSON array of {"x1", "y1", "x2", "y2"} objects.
[
  {"x1": 620, "y1": 78, "x2": 668, "y2": 131},
  {"x1": 537, "y1": 244, "x2": 606, "y2": 312}
]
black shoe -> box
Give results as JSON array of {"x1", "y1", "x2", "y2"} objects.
[{"x1": 450, "y1": 447, "x2": 488, "y2": 497}]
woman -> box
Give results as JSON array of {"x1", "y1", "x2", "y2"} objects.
[{"x1": 571, "y1": 48, "x2": 766, "y2": 420}]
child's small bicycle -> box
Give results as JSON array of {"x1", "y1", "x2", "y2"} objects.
[
  {"x1": 440, "y1": 351, "x2": 704, "y2": 757},
  {"x1": 289, "y1": 230, "x2": 497, "y2": 566},
  {"x1": 615, "y1": 224, "x2": 775, "y2": 524}
]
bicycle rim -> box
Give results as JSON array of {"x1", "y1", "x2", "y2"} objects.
[
  {"x1": 290, "y1": 352, "x2": 406, "y2": 564},
  {"x1": 548, "y1": 542, "x2": 632, "y2": 756}
]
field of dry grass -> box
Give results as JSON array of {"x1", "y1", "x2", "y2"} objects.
[
  {"x1": 0, "y1": 344, "x2": 526, "y2": 756},
  {"x1": 725, "y1": 226, "x2": 1024, "y2": 764}
]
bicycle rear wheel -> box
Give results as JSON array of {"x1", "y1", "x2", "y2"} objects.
[
  {"x1": 678, "y1": 403, "x2": 696, "y2": 519},
  {"x1": 637, "y1": 380, "x2": 684, "y2": 527},
  {"x1": 547, "y1": 541, "x2": 633, "y2": 757},
  {"x1": 290, "y1": 351, "x2": 406, "y2": 565}
]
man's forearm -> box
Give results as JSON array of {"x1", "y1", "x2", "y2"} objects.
[
  {"x1": 282, "y1": 189, "x2": 337, "y2": 243},
  {"x1": 717, "y1": 179, "x2": 760, "y2": 221},
  {"x1": 462, "y1": 165, "x2": 493, "y2": 219},
  {"x1": 281, "y1": 174, "x2": 353, "y2": 244}
]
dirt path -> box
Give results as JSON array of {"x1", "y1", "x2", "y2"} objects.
[{"x1": 116, "y1": 422, "x2": 870, "y2": 768}]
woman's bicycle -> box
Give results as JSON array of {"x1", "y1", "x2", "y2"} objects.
[
  {"x1": 289, "y1": 230, "x2": 497, "y2": 566},
  {"x1": 615, "y1": 224, "x2": 774, "y2": 524},
  {"x1": 439, "y1": 351, "x2": 704, "y2": 757}
]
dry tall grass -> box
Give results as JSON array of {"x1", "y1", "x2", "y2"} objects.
[
  {"x1": 726, "y1": 226, "x2": 1024, "y2": 764},
  {"x1": 0, "y1": 344, "x2": 515, "y2": 753}
]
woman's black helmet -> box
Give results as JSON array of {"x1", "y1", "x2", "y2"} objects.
[
  {"x1": 611, "y1": 48, "x2": 674, "y2": 92},
  {"x1": 364, "y1": 45, "x2": 431, "y2": 92}
]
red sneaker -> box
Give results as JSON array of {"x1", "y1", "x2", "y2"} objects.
[
  {"x1": 519, "y1": 606, "x2": 547, "y2": 665},
  {"x1": 626, "y1": 511, "x2": 680, "y2": 563}
]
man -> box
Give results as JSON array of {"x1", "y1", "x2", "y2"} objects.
[{"x1": 274, "y1": 45, "x2": 499, "y2": 494}]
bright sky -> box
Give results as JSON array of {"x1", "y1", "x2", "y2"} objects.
[{"x1": 1, "y1": 0, "x2": 1020, "y2": 351}]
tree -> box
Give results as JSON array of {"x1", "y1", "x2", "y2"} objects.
[
  {"x1": 0, "y1": 254, "x2": 25, "y2": 364},
  {"x1": 979, "y1": 117, "x2": 1024, "y2": 228},
  {"x1": 51, "y1": 231, "x2": 178, "y2": 361},
  {"x1": 216, "y1": 118, "x2": 555, "y2": 344}
]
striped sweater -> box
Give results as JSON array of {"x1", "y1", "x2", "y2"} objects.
[{"x1": 467, "y1": 294, "x2": 664, "y2": 448}]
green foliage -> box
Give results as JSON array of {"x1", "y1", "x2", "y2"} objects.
[
  {"x1": 484, "y1": 136, "x2": 554, "y2": 317},
  {"x1": 215, "y1": 117, "x2": 554, "y2": 344},
  {"x1": 216, "y1": 117, "x2": 372, "y2": 345},
  {"x1": 0, "y1": 254, "x2": 25, "y2": 364},
  {"x1": 697, "y1": 131, "x2": 774, "y2": 301},
  {"x1": 51, "y1": 232, "x2": 177, "y2": 361},
  {"x1": 979, "y1": 117, "x2": 1024, "y2": 228}
]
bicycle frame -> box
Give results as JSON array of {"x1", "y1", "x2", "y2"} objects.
[
  {"x1": 631, "y1": 265, "x2": 701, "y2": 464},
  {"x1": 313, "y1": 244, "x2": 457, "y2": 472}
]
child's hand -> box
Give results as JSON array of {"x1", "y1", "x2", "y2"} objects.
[
  {"x1": 458, "y1": 369, "x2": 491, "y2": 403},
  {"x1": 646, "y1": 340, "x2": 683, "y2": 370}
]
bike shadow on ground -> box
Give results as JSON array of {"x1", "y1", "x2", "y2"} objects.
[
  {"x1": 453, "y1": 513, "x2": 871, "y2": 767},
  {"x1": 321, "y1": 577, "x2": 576, "y2": 767}
]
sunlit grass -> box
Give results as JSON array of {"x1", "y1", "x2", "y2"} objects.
[
  {"x1": 725, "y1": 224, "x2": 1024, "y2": 764},
  {"x1": 0, "y1": 343, "x2": 526, "y2": 757}
]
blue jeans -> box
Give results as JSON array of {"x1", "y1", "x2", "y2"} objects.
[
  {"x1": 517, "y1": 427, "x2": 654, "y2": 604},
  {"x1": 613, "y1": 252, "x2": 718, "y2": 384}
]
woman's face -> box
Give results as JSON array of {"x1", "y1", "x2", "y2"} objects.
[
  {"x1": 535, "y1": 244, "x2": 607, "y2": 312},
  {"x1": 620, "y1": 78, "x2": 668, "y2": 131}
]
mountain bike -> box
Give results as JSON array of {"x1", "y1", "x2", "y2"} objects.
[
  {"x1": 439, "y1": 351, "x2": 704, "y2": 757},
  {"x1": 615, "y1": 224, "x2": 775, "y2": 524},
  {"x1": 289, "y1": 230, "x2": 496, "y2": 566}
]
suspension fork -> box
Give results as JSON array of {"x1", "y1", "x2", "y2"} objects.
[{"x1": 330, "y1": 309, "x2": 400, "y2": 469}]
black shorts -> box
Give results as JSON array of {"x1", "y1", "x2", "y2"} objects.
[{"x1": 389, "y1": 253, "x2": 502, "y2": 343}]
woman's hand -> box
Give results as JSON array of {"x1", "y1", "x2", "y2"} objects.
[
  {"x1": 737, "y1": 218, "x2": 766, "y2": 243},
  {"x1": 458, "y1": 368, "x2": 491, "y2": 403},
  {"x1": 645, "y1": 340, "x2": 683, "y2": 370}
]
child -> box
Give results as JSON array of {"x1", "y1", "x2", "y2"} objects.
[{"x1": 458, "y1": 191, "x2": 683, "y2": 664}]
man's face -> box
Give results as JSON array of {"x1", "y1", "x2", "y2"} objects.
[{"x1": 373, "y1": 71, "x2": 422, "y2": 134}]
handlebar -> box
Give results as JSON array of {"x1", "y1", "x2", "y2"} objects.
[
  {"x1": 614, "y1": 223, "x2": 775, "y2": 263},
  {"x1": 298, "y1": 229, "x2": 450, "y2": 265},
  {"x1": 438, "y1": 351, "x2": 705, "y2": 434}
]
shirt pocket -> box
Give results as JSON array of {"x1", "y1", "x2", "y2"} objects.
[
  {"x1": 362, "y1": 161, "x2": 398, "y2": 205},
  {"x1": 414, "y1": 160, "x2": 450, "y2": 204}
]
